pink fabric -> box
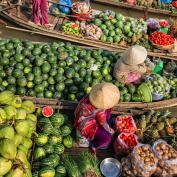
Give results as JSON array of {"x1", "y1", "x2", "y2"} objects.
[
  {"x1": 33, "y1": 0, "x2": 49, "y2": 25},
  {"x1": 126, "y1": 72, "x2": 141, "y2": 84},
  {"x1": 74, "y1": 96, "x2": 113, "y2": 140}
]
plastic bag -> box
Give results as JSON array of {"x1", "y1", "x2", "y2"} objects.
[
  {"x1": 115, "y1": 115, "x2": 137, "y2": 134},
  {"x1": 131, "y1": 144, "x2": 158, "y2": 177},
  {"x1": 121, "y1": 156, "x2": 136, "y2": 177},
  {"x1": 114, "y1": 133, "x2": 138, "y2": 155},
  {"x1": 58, "y1": 0, "x2": 72, "y2": 14},
  {"x1": 152, "y1": 140, "x2": 177, "y2": 176}
]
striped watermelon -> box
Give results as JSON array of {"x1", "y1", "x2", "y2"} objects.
[
  {"x1": 60, "y1": 125, "x2": 71, "y2": 137},
  {"x1": 35, "y1": 133, "x2": 48, "y2": 146},
  {"x1": 49, "y1": 135, "x2": 62, "y2": 145},
  {"x1": 41, "y1": 154, "x2": 60, "y2": 168},
  {"x1": 44, "y1": 143, "x2": 54, "y2": 154},
  {"x1": 63, "y1": 135, "x2": 73, "y2": 148},
  {"x1": 55, "y1": 165, "x2": 66, "y2": 177},
  {"x1": 50, "y1": 113, "x2": 64, "y2": 128},
  {"x1": 34, "y1": 147, "x2": 46, "y2": 160},
  {"x1": 39, "y1": 167, "x2": 55, "y2": 177},
  {"x1": 54, "y1": 144, "x2": 65, "y2": 155}
]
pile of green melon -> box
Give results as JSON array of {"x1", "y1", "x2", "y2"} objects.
[{"x1": 0, "y1": 91, "x2": 36, "y2": 177}]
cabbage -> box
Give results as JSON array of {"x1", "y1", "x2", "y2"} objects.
[
  {"x1": 26, "y1": 114, "x2": 37, "y2": 122},
  {"x1": 14, "y1": 134, "x2": 24, "y2": 146},
  {"x1": 5, "y1": 166, "x2": 24, "y2": 177},
  {"x1": 15, "y1": 108, "x2": 26, "y2": 120},
  {"x1": 0, "y1": 139, "x2": 17, "y2": 159},
  {"x1": 0, "y1": 125, "x2": 14, "y2": 140},
  {"x1": 15, "y1": 120, "x2": 29, "y2": 137},
  {"x1": 0, "y1": 108, "x2": 7, "y2": 123},
  {"x1": 23, "y1": 138, "x2": 33, "y2": 150},
  {"x1": 4, "y1": 106, "x2": 16, "y2": 120},
  {"x1": 0, "y1": 157, "x2": 12, "y2": 176}
]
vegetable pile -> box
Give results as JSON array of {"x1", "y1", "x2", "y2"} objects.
[
  {"x1": 32, "y1": 111, "x2": 73, "y2": 177},
  {"x1": 62, "y1": 152, "x2": 101, "y2": 177},
  {"x1": 0, "y1": 90, "x2": 36, "y2": 177},
  {"x1": 137, "y1": 110, "x2": 177, "y2": 147},
  {"x1": 93, "y1": 10, "x2": 148, "y2": 46},
  {"x1": 121, "y1": 140, "x2": 177, "y2": 177},
  {"x1": 150, "y1": 31, "x2": 175, "y2": 46},
  {"x1": 62, "y1": 22, "x2": 84, "y2": 36}
]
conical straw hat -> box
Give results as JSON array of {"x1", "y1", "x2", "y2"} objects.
[
  {"x1": 121, "y1": 45, "x2": 147, "y2": 66},
  {"x1": 89, "y1": 83, "x2": 120, "y2": 109}
]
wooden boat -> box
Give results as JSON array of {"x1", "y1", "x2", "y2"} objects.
[
  {"x1": 93, "y1": 0, "x2": 177, "y2": 17},
  {"x1": 21, "y1": 95, "x2": 177, "y2": 113},
  {"x1": 1, "y1": 3, "x2": 177, "y2": 60}
]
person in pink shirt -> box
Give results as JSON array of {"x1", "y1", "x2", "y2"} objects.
[
  {"x1": 32, "y1": 0, "x2": 53, "y2": 27},
  {"x1": 74, "y1": 83, "x2": 120, "y2": 152}
]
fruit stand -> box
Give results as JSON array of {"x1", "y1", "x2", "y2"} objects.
[{"x1": 0, "y1": 1, "x2": 177, "y2": 176}]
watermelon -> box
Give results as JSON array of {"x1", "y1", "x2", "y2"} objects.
[
  {"x1": 55, "y1": 165, "x2": 66, "y2": 177},
  {"x1": 34, "y1": 147, "x2": 46, "y2": 160},
  {"x1": 44, "y1": 143, "x2": 54, "y2": 154},
  {"x1": 49, "y1": 135, "x2": 62, "y2": 145},
  {"x1": 60, "y1": 125, "x2": 72, "y2": 136},
  {"x1": 63, "y1": 135, "x2": 73, "y2": 148},
  {"x1": 42, "y1": 106, "x2": 54, "y2": 118},
  {"x1": 35, "y1": 133, "x2": 48, "y2": 146},
  {"x1": 39, "y1": 167, "x2": 55, "y2": 177},
  {"x1": 54, "y1": 144, "x2": 65, "y2": 155},
  {"x1": 41, "y1": 154, "x2": 60, "y2": 168},
  {"x1": 50, "y1": 113, "x2": 64, "y2": 127},
  {"x1": 38, "y1": 117, "x2": 51, "y2": 127},
  {"x1": 41, "y1": 124, "x2": 53, "y2": 135}
]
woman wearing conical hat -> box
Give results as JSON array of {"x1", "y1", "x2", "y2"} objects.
[
  {"x1": 74, "y1": 83, "x2": 120, "y2": 152},
  {"x1": 114, "y1": 45, "x2": 148, "y2": 84}
]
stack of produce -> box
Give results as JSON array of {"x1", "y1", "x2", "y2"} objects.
[
  {"x1": 62, "y1": 22, "x2": 84, "y2": 36},
  {"x1": 63, "y1": 152, "x2": 101, "y2": 177},
  {"x1": 150, "y1": 31, "x2": 174, "y2": 46},
  {"x1": 0, "y1": 90, "x2": 36, "y2": 177},
  {"x1": 137, "y1": 110, "x2": 177, "y2": 147},
  {"x1": 114, "y1": 115, "x2": 138, "y2": 154},
  {"x1": 93, "y1": 10, "x2": 148, "y2": 47},
  {"x1": 122, "y1": 140, "x2": 177, "y2": 177},
  {"x1": 0, "y1": 39, "x2": 118, "y2": 101},
  {"x1": 32, "y1": 112, "x2": 73, "y2": 177}
]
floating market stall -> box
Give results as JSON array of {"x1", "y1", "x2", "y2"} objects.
[
  {"x1": 0, "y1": 90, "x2": 177, "y2": 177},
  {"x1": 92, "y1": 0, "x2": 177, "y2": 17},
  {"x1": 1, "y1": 38, "x2": 177, "y2": 110},
  {"x1": 1, "y1": 1, "x2": 177, "y2": 59}
]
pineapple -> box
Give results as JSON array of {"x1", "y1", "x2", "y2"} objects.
[{"x1": 157, "y1": 122, "x2": 165, "y2": 131}]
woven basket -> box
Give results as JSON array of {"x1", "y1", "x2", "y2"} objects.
[{"x1": 151, "y1": 41, "x2": 174, "y2": 50}]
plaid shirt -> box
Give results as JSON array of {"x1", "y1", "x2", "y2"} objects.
[{"x1": 74, "y1": 96, "x2": 113, "y2": 140}]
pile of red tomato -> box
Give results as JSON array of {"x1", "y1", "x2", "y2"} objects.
[{"x1": 150, "y1": 31, "x2": 174, "y2": 46}]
